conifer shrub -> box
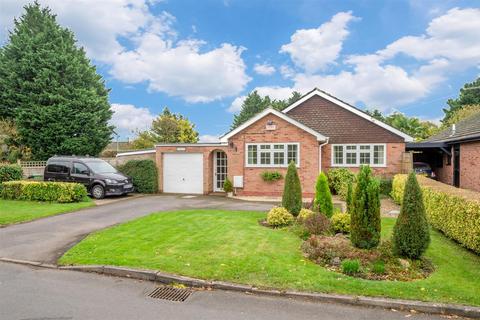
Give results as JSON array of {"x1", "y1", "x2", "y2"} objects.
[
  {"x1": 346, "y1": 182, "x2": 354, "y2": 214},
  {"x1": 326, "y1": 168, "x2": 356, "y2": 199},
  {"x1": 223, "y1": 177, "x2": 233, "y2": 193},
  {"x1": 331, "y1": 212, "x2": 351, "y2": 233},
  {"x1": 314, "y1": 172, "x2": 334, "y2": 217},
  {"x1": 350, "y1": 166, "x2": 381, "y2": 249},
  {"x1": 392, "y1": 172, "x2": 430, "y2": 259},
  {"x1": 282, "y1": 161, "x2": 302, "y2": 216}
]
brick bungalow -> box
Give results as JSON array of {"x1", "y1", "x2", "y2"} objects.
[
  {"x1": 407, "y1": 111, "x2": 480, "y2": 192},
  {"x1": 150, "y1": 89, "x2": 413, "y2": 197}
]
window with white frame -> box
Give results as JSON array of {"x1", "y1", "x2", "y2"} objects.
[
  {"x1": 246, "y1": 143, "x2": 299, "y2": 167},
  {"x1": 331, "y1": 144, "x2": 386, "y2": 167}
]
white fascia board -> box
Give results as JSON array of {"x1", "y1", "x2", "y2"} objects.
[
  {"x1": 220, "y1": 108, "x2": 327, "y2": 142},
  {"x1": 116, "y1": 149, "x2": 155, "y2": 157},
  {"x1": 282, "y1": 89, "x2": 414, "y2": 142},
  {"x1": 155, "y1": 143, "x2": 228, "y2": 147}
]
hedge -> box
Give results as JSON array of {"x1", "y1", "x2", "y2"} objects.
[
  {"x1": 1, "y1": 181, "x2": 87, "y2": 203},
  {"x1": 118, "y1": 159, "x2": 158, "y2": 193},
  {"x1": 326, "y1": 168, "x2": 355, "y2": 200},
  {"x1": 391, "y1": 174, "x2": 480, "y2": 254},
  {"x1": 0, "y1": 164, "x2": 23, "y2": 183}
]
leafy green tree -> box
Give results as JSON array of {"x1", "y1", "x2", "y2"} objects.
[
  {"x1": 350, "y1": 166, "x2": 381, "y2": 249},
  {"x1": 443, "y1": 77, "x2": 480, "y2": 125},
  {"x1": 0, "y1": 3, "x2": 113, "y2": 159},
  {"x1": 231, "y1": 91, "x2": 302, "y2": 129},
  {"x1": 441, "y1": 104, "x2": 480, "y2": 128},
  {"x1": 0, "y1": 119, "x2": 31, "y2": 162},
  {"x1": 392, "y1": 172, "x2": 430, "y2": 259},
  {"x1": 132, "y1": 107, "x2": 199, "y2": 149},
  {"x1": 314, "y1": 172, "x2": 333, "y2": 217},
  {"x1": 282, "y1": 161, "x2": 302, "y2": 216}
]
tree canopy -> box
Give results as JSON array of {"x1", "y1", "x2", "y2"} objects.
[
  {"x1": 0, "y1": 2, "x2": 113, "y2": 160},
  {"x1": 443, "y1": 77, "x2": 480, "y2": 125},
  {"x1": 132, "y1": 107, "x2": 199, "y2": 149},
  {"x1": 441, "y1": 104, "x2": 480, "y2": 128},
  {"x1": 231, "y1": 90, "x2": 301, "y2": 129}
]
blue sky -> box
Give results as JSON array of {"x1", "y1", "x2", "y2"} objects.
[{"x1": 2, "y1": 0, "x2": 480, "y2": 141}]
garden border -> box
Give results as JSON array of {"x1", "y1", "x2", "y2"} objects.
[{"x1": 1, "y1": 257, "x2": 479, "y2": 318}]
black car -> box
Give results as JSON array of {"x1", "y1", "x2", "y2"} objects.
[{"x1": 44, "y1": 156, "x2": 133, "y2": 199}]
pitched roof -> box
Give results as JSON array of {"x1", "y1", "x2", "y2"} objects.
[
  {"x1": 423, "y1": 111, "x2": 480, "y2": 143},
  {"x1": 283, "y1": 88, "x2": 414, "y2": 142},
  {"x1": 220, "y1": 108, "x2": 327, "y2": 142}
]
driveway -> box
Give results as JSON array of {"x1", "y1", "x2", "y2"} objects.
[{"x1": 0, "y1": 195, "x2": 273, "y2": 264}]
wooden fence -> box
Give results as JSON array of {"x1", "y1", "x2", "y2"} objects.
[{"x1": 17, "y1": 160, "x2": 47, "y2": 178}]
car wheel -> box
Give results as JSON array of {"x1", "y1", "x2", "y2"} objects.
[{"x1": 91, "y1": 184, "x2": 105, "y2": 199}]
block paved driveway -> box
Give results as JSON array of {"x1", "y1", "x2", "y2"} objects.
[{"x1": 0, "y1": 195, "x2": 273, "y2": 264}]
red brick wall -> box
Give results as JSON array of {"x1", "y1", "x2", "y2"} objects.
[
  {"x1": 228, "y1": 113, "x2": 319, "y2": 197},
  {"x1": 436, "y1": 147, "x2": 453, "y2": 186},
  {"x1": 460, "y1": 141, "x2": 480, "y2": 192}
]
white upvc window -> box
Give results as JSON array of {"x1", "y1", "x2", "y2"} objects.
[
  {"x1": 246, "y1": 143, "x2": 299, "y2": 167},
  {"x1": 331, "y1": 144, "x2": 386, "y2": 167}
]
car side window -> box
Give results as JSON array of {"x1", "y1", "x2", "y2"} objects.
[
  {"x1": 47, "y1": 162, "x2": 69, "y2": 174},
  {"x1": 73, "y1": 162, "x2": 90, "y2": 175}
]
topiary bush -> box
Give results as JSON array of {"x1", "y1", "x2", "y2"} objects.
[
  {"x1": 267, "y1": 207, "x2": 294, "y2": 227},
  {"x1": 1, "y1": 181, "x2": 87, "y2": 202},
  {"x1": 282, "y1": 161, "x2": 302, "y2": 216},
  {"x1": 326, "y1": 168, "x2": 356, "y2": 200},
  {"x1": 392, "y1": 172, "x2": 430, "y2": 259},
  {"x1": 303, "y1": 213, "x2": 331, "y2": 235},
  {"x1": 223, "y1": 177, "x2": 233, "y2": 193},
  {"x1": 117, "y1": 159, "x2": 158, "y2": 193},
  {"x1": 297, "y1": 208, "x2": 314, "y2": 221},
  {"x1": 350, "y1": 166, "x2": 381, "y2": 249},
  {"x1": 314, "y1": 172, "x2": 334, "y2": 218},
  {"x1": 331, "y1": 212, "x2": 351, "y2": 234},
  {"x1": 0, "y1": 164, "x2": 23, "y2": 183}
]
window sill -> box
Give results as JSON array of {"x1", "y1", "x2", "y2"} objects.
[{"x1": 330, "y1": 164, "x2": 387, "y2": 168}]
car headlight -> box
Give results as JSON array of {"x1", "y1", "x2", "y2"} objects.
[{"x1": 105, "y1": 179, "x2": 119, "y2": 184}]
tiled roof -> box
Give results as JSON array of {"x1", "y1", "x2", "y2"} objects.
[{"x1": 423, "y1": 112, "x2": 480, "y2": 143}]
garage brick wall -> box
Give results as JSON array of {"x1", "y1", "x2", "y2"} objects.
[{"x1": 460, "y1": 141, "x2": 480, "y2": 192}]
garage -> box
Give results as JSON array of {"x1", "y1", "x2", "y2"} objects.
[{"x1": 163, "y1": 153, "x2": 204, "y2": 194}]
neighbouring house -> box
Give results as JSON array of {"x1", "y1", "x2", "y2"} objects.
[
  {"x1": 407, "y1": 111, "x2": 480, "y2": 192},
  {"x1": 138, "y1": 88, "x2": 412, "y2": 197}
]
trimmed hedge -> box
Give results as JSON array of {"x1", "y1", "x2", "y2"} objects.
[
  {"x1": 326, "y1": 168, "x2": 355, "y2": 200},
  {"x1": 118, "y1": 160, "x2": 158, "y2": 194},
  {"x1": 392, "y1": 174, "x2": 480, "y2": 254},
  {"x1": 1, "y1": 181, "x2": 87, "y2": 203},
  {"x1": 0, "y1": 164, "x2": 23, "y2": 183}
]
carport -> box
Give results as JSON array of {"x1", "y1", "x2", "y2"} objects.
[{"x1": 406, "y1": 141, "x2": 451, "y2": 177}]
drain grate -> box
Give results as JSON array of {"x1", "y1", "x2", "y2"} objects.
[{"x1": 148, "y1": 286, "x2": 192, "y2": 302}]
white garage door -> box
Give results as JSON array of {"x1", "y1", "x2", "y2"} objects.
[{"x1": 163, "y1": 153, "x2": 203, "y2": 194}]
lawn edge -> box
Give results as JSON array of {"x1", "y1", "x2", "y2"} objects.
[{"x1": 2, "y1": 258, "x2": 479, "y2": 318}]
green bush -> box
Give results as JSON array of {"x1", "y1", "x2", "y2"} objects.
[
  {"x1": 379, "y1": 178, "x2": 393, "y2": 196},
  {"x1": 267, "y1": 207, "x2": 294, "y2": 227},
  {"x1": 341, "y1": 259, "x2": 360, "y2": 275},
  {"x1": 350, "y1": 166, "x2": 381, "y2": 249},
  {"x1": 392, "y1": 174, "x2": 480, "y2": 254},
  {"x1": 260, "y1": 171, "x2": 283, "y2": 182},
  {"x1": 326, "y1": 168, "x2": 356, "y2": 200},
  {"x1": 223, "y1": 177, "x2": 233, "y2": 193},
  {"x1": 392, "y1": 173, "x2": 430, "y2": 259},
  {"x1": 0, "y1": 164, "x2": 23, "y2": 182},
  {"x1": 297, "y1": 208, "x2": 314, "y2": 221},
  {"x1": 346, "y1": 182, "x2": 354, "y2": 214},
  {"x1": 1, "y1": 181, "x2": 87, "y2": 202},
  {"x1": 118, "y1": 160, "x2": 158, "y2": 193},
  {"x1": 282, "y1": 161, "x2": 302, "y2": 216},
  {"x1": 331, "y1": 212, "x2": 351, "y2": 233},
  {"x1": 303, "y1": 213, "x2": 331, "y2": 235},
  {"x1": 314, "y1": 172, "x2": 334, "y2": 217}
]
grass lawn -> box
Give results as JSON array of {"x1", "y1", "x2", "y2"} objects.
[
  {"x1": 59, "y1": 210, "x2": 480, "y2": 306},
  {"x1": 0, "y1": 199, "x2": 94, "y2": 226}
]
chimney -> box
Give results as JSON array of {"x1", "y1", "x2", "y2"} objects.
[{"x1": 450, "y1": 124, "x2": 456, "y2": 136}]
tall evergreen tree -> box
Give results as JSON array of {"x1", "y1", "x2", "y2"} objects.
[
  {"x1": 392, "y1": 172, "x2": 430, "y2": 259},
  {"x1": 0, "y1": 3, "x2": 113, "y2": 159},
  {"x1": 346, "y1": 181, "x2": 354, "y2": 214},
  {"x1": 443, "y1": 77, "x2": 480, "y2": 125},
  {"x1": 314, "y1": 172, "x2": 333, "y2": 217},
  {"x1": 282, "y1": 161, "x2": 302, "y2": 216},
  {"x1": 350, "y1": 166, "x2": 381, "y2": 249}
]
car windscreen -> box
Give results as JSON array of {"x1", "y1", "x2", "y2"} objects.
[{"x1": 83, "y1": 160, "x2": 118, "y2": 174}]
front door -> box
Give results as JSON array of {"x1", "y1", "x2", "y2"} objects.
[
  {"x1": 214, "y1": 151, "x2": 227, "y2": 192},
  {"x1": 453, "y1": 144, "x2": 460, "y2": 187}
]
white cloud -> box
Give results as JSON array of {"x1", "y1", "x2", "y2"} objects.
[
  {"x1": 198, "y1": 134, "x2": 220, "y2": 143},
  {"x1": 0, "y1": 0, "x2": 250, "y2": 103},
  {"x1": 227, "y1": 86, "x2": 299, "y2": 113},
  {"x1": 280, "y1": 64, "x2": 295, "y2": 79},
  {"x1": 110, "y1": 103, "x2": 155, "y2": 138},
  {"x1": 280, "y1": 11, "x2": 358, "y2": 73},
  {"x1": 253, "y1": 63, "x2": 276, "y2": 75}
]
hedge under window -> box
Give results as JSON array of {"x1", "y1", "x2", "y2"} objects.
[
  {"x1": 246, "y1": 143, "x2": 299, "y2": 167},
  {"x1": 332, "y1": 144, "x2": 386, "y2": 167}
]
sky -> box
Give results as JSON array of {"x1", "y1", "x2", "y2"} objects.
[{"x1": 1, "y1": 0, "x2": 480, "y2": 141}]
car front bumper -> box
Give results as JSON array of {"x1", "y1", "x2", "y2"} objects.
[{"x1": 105, "y1": 184, "x2": 134, "y2": 196}]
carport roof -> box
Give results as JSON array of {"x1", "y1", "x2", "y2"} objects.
[{"x1": 423, "y1": 111, "x2": 480, "y2": 144}]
